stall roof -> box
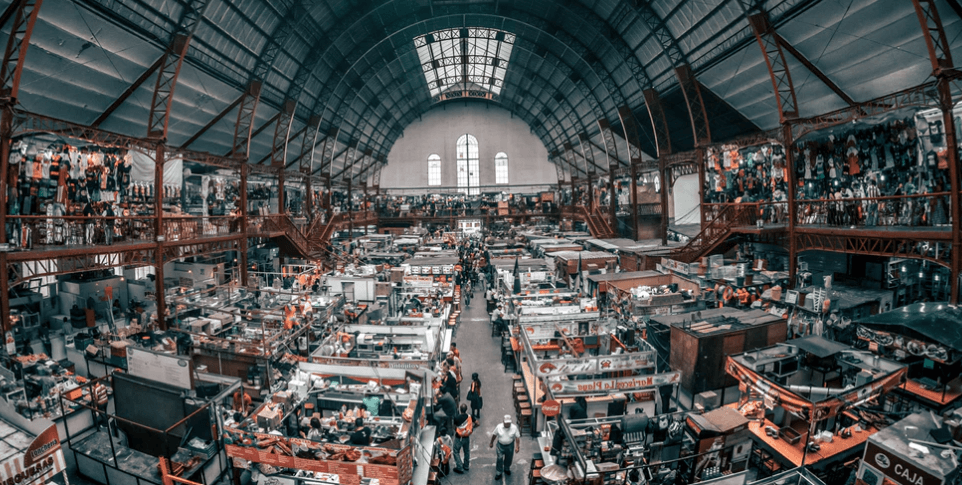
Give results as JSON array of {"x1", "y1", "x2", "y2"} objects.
[
  {"x1": 786, "y1": 335, "x2": 850, "y2": 359},
  {"x1": 870, "y1": 411, "x2": 959, "y2": 479},
  {"x1": 552, "y1": 251, "x2": 618, "y2": 261},
  {"x1": 405, "y1": 257, "x2": 461, "y2": 266},
  {"x1": 651, "y1": 307, "x2": 784, "y2": 337},
  {"x1": 688, "y1": 406, "x2": 749, "y2": 435},
  {"x1": 586, "y1": 271, "x2": 662, "y2": 283},
  {"x1": 798, "y1": 284, "x2": 891, "y2": 310},
  {"x1": 856, "y1": 302, "x2": 962, "y2": 352}
]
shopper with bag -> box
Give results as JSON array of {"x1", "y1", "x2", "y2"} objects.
[
  {"x1": 466, "y1": 373, "x2": 482, "y2": 423},
  {"x1": 452, "y1": 404, "x2": 472, "y2": 473}
]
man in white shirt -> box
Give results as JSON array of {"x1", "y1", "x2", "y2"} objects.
[{"x1": 488, "y1": 414, "x2": 521, "y2": 480}]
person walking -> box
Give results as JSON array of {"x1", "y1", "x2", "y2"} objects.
[
  {"x1": 488, "y1": 414, "x2": 521, "y2": 480},
  {"x1": 452, "y1": 404, "x2": 473, "y2": 473},
  {"x1": 466, "y1": 373, "x2": 482, "y2": 423}
]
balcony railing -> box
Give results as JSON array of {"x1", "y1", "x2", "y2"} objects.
[
  {"x1": 4, "y1": 216, "x2": 157, "y2": 249},
  {"x1": 794, "y1": 192, "x2": 952, "y2": 228}
]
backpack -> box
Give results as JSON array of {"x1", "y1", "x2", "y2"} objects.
[{"x1": 456, "y1": 416, "x2": 473, "y2": 438}]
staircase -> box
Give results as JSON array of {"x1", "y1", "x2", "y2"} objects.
[
  {"x1": 262, "y1": 215, "x2": 318, "y2": 259},
  {"x1": 583, "y1": 207, "x2": 618, "y2": 239},
  {"x1": 671, "y1": 204, "x2": 756, "y2": 263}
]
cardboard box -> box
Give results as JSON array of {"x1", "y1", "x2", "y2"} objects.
[
  {"x1": 110, "y1": 341, "x2": 130, "y2": 358},
  {"x1": 256, "y1": 407, "x2": 282, "y2": 430}
]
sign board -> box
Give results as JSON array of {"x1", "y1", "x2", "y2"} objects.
[
  {"x1": 224, "y1": 431, "x2": 411, "y2": 485},
  {"x1": 862, "y1": 441, "x2": 943, "y2": 485},
  {"x1": 542, "y1": 400, "x2": 561, "y2": 417},
  {"x1": 311, "y1": 356, "x2": 431, "y2": 370},
  {"x1": 126, "y1": 347, "x2": 193, "y2": 390},
  {"x1": 785, "y1": 290, "x2": 799, "y2": 305},
  {"x1": 547, "y1": 371, "x2": 681, "y2": 396},
  {"x1": 0, "y1": 426, "x2": 66, "y2": 485},
  {"x1": 535, "y1": 351, "x2": 657, "y2": 377}
]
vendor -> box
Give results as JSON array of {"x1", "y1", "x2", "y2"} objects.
[
  {"x1": 349, "y1": 418, "x2": 371, "y2": 445},
  {"x1": 306, "y1": 418, "x2": 323, "y2": 440},
  {"x1": 232, "y1": 389, "x2": 252, "y2": 415},
  {"x1": 569, "y1": 396, "x2": 588, "y2": 420}
]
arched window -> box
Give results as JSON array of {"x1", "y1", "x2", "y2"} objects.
[
  {"x1": 427, "y1": 154, "x2": 441, "y2": 186},
  {"x1": 495, "y1": 152, "x2": 508, "y2": 184},
  {"x1": 457, "y1": 134, "x2": 480, "y2": 195}
]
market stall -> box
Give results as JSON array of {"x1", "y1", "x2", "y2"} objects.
[
  {"x1": 310, "y1": 323, "x2": 450, "y2": 371},
  {"x1": 725, "y1": 341, "x2": 907, "y2": 472},
  {"x1": 855, "y1": 411, "x2": 961, "y2": 485},
  {"x1": 221, "y1": 361, "x2": 432, "y2": 485}
]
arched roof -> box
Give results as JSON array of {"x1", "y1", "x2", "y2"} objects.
[{"x1": 12, "y1": 0, "x2": 962, "y2": 181}]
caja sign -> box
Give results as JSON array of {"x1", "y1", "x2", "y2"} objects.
[{"x1": 864, "y1": 442, "x2": 942, "y2": 485}]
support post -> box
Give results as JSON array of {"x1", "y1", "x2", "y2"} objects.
[
  {"x1": 609, "y1": 165, "x2": 617, "y2": 235},
  {"x1": 913, "y1": 0, "x2": 960, "y2": 303},
  {"x1": 239, "y1": 164, "x2": 249, "y2": 287},
  {"x1": 659, "y1": 158, "x2": 668, "y2": 245},
  {"x1": 0, "y1": 252, "x2": 9, "y2": 341},
  {"x1": 154, "y1": 144, "x2": 167, "y2": 330},
  {"x1": 938, "y1": 78, "x2": 960, "y2": 304},
  {"x1": 631, "y1": 161, "x2": 639, "y2": 241},
  {"x1": 0, "y1": 108, "x2": 9, "y2": 244},
  {"x1": 697, "y1": 149, "x2": 707, "y2": 229},
  {"x1": 783, "y1": 123, "x2": 797, "y2": 289},
  {"x1": 278, "y1": 169, "x2": 285, "y2": 215}
]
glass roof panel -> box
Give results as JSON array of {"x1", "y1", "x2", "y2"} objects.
[{"x1": 414, "y1": 27, "x2": 515, "y2": 97}]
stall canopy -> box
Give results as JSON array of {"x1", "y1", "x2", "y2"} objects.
[
  {"x1": 786, "y1": 335, "x2": 850, "y2": 359},
  {"x1": 855, "y1": 302, "x2": 962, "y2": 355}
]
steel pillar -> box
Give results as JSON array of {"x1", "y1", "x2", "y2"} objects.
[
  {"x1": 597, "y1": 119, "x2": 619, "y2": 229},
  {"x1": 783, "y1": 123, "x2": 797, "y2": 289},
  {"x1": 618, "y1": 106, "x2": 645, "y2": 240},
  {"x1": 146, "y1": 0, "x2": 209, "y2": 139},
  {"x1": 154, "y1": 145, "x2": 167, "y2": 329},
  {"x1": 914, "y1": 0, "x2": 960, "y2": 303},
  {"x1": 271, "y1": 99, "x2": 297, "y2": 167},
  {"x1": 230, "y1": 81, "x2": 263, "y2": 159},
  {"x1": 749, "y1": 13, "x2": 800, "y2": 122},
  {"x1": 0, "y1": 253, "x2": 8, "y2": 340},
  {"x1": 239, "y1": 164, "x2": 249, "y2": 287},
  {"x1": 674, "y1": 65, "x2": 712, "y2": 147},
  {"x1": 0, "y1": 0, "x2": 42, "y2": 246},
  {"x1": 937, "y1": 78, "x2": 959, "y2": 303}
]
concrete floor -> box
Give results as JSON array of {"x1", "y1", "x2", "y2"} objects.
[{"x1": 449, "y1": 289, "x2": 538, "y2": 484}]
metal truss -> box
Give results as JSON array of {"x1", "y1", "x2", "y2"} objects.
[
  {"x1": 162, "y1": 236, "x2": 243, "y2": 262},
  {"x1": 749, "y1": 13, "x2": 799, "y2": 122},
  {"x1": 913, "y1": 0, "x2": 956, "y2": 75},
  {"x1": 0, "y1": 0, "x2": 42, "y2": 103},
  {"x1": 7, "y1": 244, "x2": 156, "y2": 282},
  {"x1": 796, "y1": 231, "x2": 952, "y2": 268},
  {"x1": 578, "y1": 133, "x2": 598, "y2": 176},
  {"x1": 791, "y1": 82, "x2": 941, "y2": 140},
  {"x1": 318, "y1": 128, "x2": 338, "y2": 182},
  {"x1": 146, "y1": 0, "x2": 211, "y2": 139},
  {"x1": 675, "y1": 64, "x2": 712, "y2": 147},
  {"x1": 643, "y1": 88, "x2": 672, "y2": 157},
  {"x1": 617, "y1": 105, "x2": 645, "y2": 165},
  {"x1": 597, "y1": 119, "x2": 621, "y2": 170},
  {"x1": 563, "y1": 143, "x2": 586, "y2": 177},
  {"x1": 666, "y1": 160, "x2": 698, "y2": 187},
  {"x1": 229, "y1": 81, "x2": 263, "y2": 159},
  {"x1": 297, "y1": 116, "x2": 321, "y2": 173},
  {"x1": 270, "y1": 99, "x2": 297, "y2": 167},
  {"x1": 11, "y1": 109, "x2": 154, "y2": 152}
]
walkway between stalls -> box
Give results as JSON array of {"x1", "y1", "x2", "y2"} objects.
[{"x1": 450, "y1": 291, "x2": 536, "y2": 484}]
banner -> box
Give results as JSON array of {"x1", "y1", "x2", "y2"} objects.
[
  {"x1": 811, "y1": 368, "x2": 907, "y2": 421},
  {"x1": 535, "y1": 352, "x2": 657, "y2": 377},
  {"x1": 0, "y1": 426, "x2": 66, "y2": 485},
  {"x1": 547, "y1": 371, "x2": 680, "y2": 396},
  {"x1": 725, "y1": 357, "x2": 813, "y2": 417},
  {"x1": 223, "y1": 429, "x2": 411, "y2": 485}
]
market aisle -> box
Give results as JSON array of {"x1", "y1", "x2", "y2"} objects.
[{"x1": 451, "y1": 294, "x2": 536, "y2": 484}]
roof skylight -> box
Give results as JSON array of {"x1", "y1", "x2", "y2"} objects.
[{"x1": 414, "y1": 27, "x2": 515, "y2": 98}]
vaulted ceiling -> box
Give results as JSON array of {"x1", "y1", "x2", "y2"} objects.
[{"x1": 9, "y1": 0, "x2": 962, "y2": 182}]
